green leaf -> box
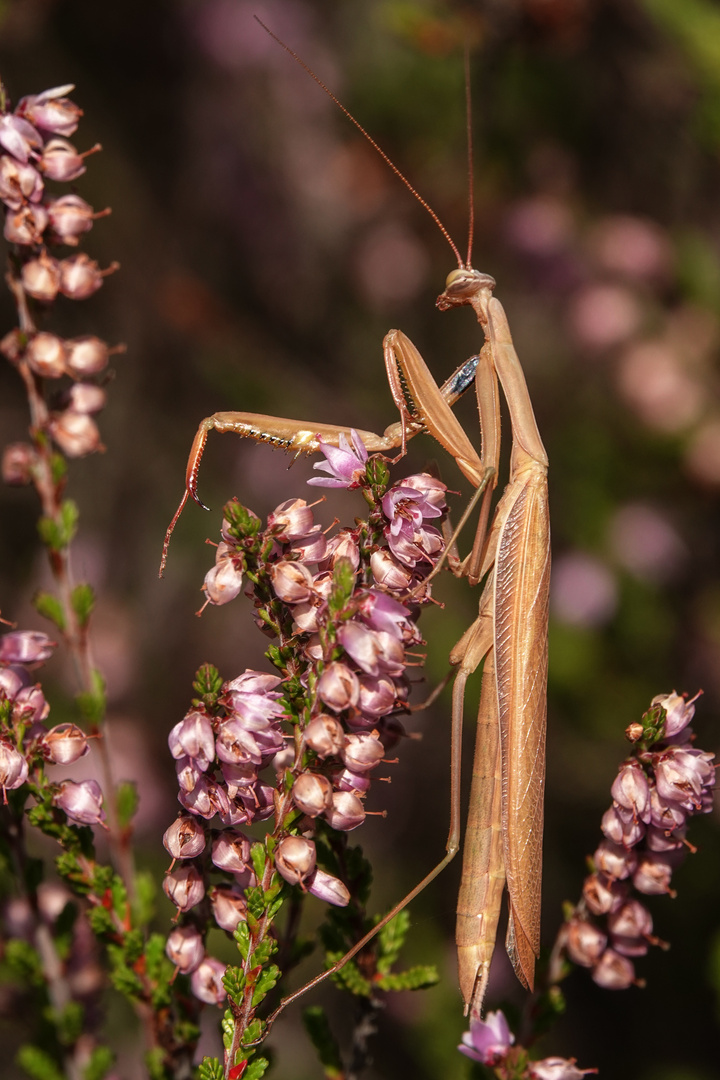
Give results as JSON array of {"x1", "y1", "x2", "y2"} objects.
[
  {"x1": 37, "y1": 500, "x2": 79, "y2": 552},
  {"x1": 375, "y1": 964, "x2": 439, "y2": 992},
  {"x1": 193, "y1": 663, "x2": 223, "y2": 702},
  {"x1": 325, "y1": 953, "x2": 371, "y2": 997},
  {"x1": 108, "y1": 960, "x2": 143, "y2": 999},
  {"x1": 123, "y1": 928, "x2": 144, "y2": 965},
  {"x1": 116, "y1": 781, "x2": 139, "y2": 828},
  {"x1": 240, "y1": 1019, "x2": 264, "y2": 1047},
  {"x1": 198, "y1": 1059, "x2": 224, "y2": 1080},
  {"x1": 76, "y1": 668, "x2": 106, "y2": 726},
  {"x1": 234, "y1": 920, "x2": 251, "y2": 961},
  {"x1": 251, "y1": 964, "x2": 279, "y2": 1006},
  {"x1": 49, "y1": 453, "x2": 66, "y2": 485},
  {"x1": 132, "y1": 870, "x2": 156, "y2": 927},
  {"x1": 302, "y1": 1006, "x2": 343, "y2": 1079},
  {"x1": 82, "y1": 1045, "x2": 114, "y2": 1080},
  {"x1": 33, "y1": 591, "x2": 66, "y2": 631},
  {"x1": 376, "y1": 908, "x2": 410, "y2": 975},
  {"x1": 328, "y1": 558, "x2": 355, "y2": 615},
  {"x1": 145, "y1": 1047, "x2": 167, "y2": 1080},
  {"x1": 245, "y1": 1057, "x2": 270, "y2": 1080},
  {"x1": 5, "y1": 939, "x2": 44, "y2": 986},
  {"x1": 16, "y1": 1045, "x2": 64, "y2": 1080},
  {"x1": 250, "y1": 842, "x2": 267, "y2": 882},
  {"x1": 71, "y1": 583, "x2": 95, "y2": 628},
  {"x1": 222, "y1": 965, "x2": 245, "y2": 1002}
]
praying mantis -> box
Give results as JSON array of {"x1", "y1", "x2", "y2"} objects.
[{"x1": 161, "y1": 30, "x2": 549, "y2": 1023}]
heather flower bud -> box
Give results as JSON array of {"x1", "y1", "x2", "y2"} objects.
[
  {"x1": 458, "y1": 1010, "x2": 514, "y2": 1066},
  {"x1": 64, "y1": 336, "x2": 110, "y2": 376},
  {"x1": 304, "y1": 713, "x2": 344, "y2": 758},
  {"x1": 163, "y1": 865, "x2": 205, "y2": 911},
  {"x1": 318, "y1": 662, "x2": 360, "y2": 713},
  {"x1": 25, "y1": 332, "x2": 67, "y2": 378},
  {"x1": 210, "y1": 883, "x2": 248, "y2": 931},
  {"x1": 275, "y1": 835, "x2": 316, "y2": 885},
  {"x1": 21, "y1": 252, "x2": 61, "y2": 301},
  {"x1": 53, "y1": 779, "x2": 105, "y2": 825},
  {"x1": 59, "y1": 254, "x2": 109, "y2": 300},
  {"x1": 307, "y1": 867, "x2": 350, "y2": 906},
  {"x1": 39, "y1": 137, "x2": 89, "y2": 181},
  {"x1": 591, "y1": 948, "x2": 636, "y2": 989},
  {"x1": 341, "y1": 732, "x2": 385, "y2": 773},
  {"x1": 566, "y1": 918, "x2": 607, "y2": 967},
  {"x1": 41, "y1": 723, "x2": 88, "y2": 764},
  {"x1": 326, "y1": 790, "x2": 366, "y2": 831},
  {"x1": 593, "y1": 839, "x2": 637, "y2": 880},
  {"x1": 211, "y1": 831, "x2": 251, "y2": 875},
  {"x1": 46, "y1": 194, "x2": 98, "y2": 245},
  {"x1": 4, "y1": 203, "x2": 48, "y2": 245},
  {"x1": 611, "y1": 761, "x2": 651, "y2": 822},
  {"x1": 17, "y1": 86, "x2": 82, "y2": 137},
  {"x1": 0, "y1": 741, "x2": 29, "y2": 797},
  {"x1": 292, "y1": 772, "x2": 332, "y2": 817},
  {"x1": 270, "y1": 559, "x2": 315, "y2": 603},
  {"x1": 0, "y1": 630, "x2": 55, "y2": 664},
  {"x1": 190, "y1": 956, "x2": 226, "y2": 1005},
  {"x1": 0, "y1": 154, "x2": 43, "y2": 208},
  {"x1": 166, "y1": 925, "x2": 205, "y2": 974},
  {"x1": 203, "y1": 557, "x2": 244, "y2": 605},
  {"x1": 2, "y1": 442, "x2": 36, "y2": 485},
  {"x1": 163, "y1": 815, "x2": 207, "y2": 860}
]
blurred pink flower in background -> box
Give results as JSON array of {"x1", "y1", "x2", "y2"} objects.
[
  {"x1": 551, "y1": 552, "x2": 618, "y2": 627},
  {"x1": 608, "y1": 503, "x2": 686, "y2": 584},
  {"x1": 616, "y1": 340, "x2": 702, "y2": 433},
  {"x1": 569, "y1": 283, "x2": 642, "y2": 350},
  {"x1": 684, "y1": 420, "x2": 720, "y2": 487},
  {"x1": 588, "y1": 215, "x2": 672, "y2": 282}
]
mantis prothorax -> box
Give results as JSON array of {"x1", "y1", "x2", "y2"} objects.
[{"x1": 161, "y1": 28, "x2": 550, "y2": 1025}]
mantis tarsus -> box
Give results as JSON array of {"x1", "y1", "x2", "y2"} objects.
[{"x1": 161, "y1": 29, "x2": 550, "y2": 1024}]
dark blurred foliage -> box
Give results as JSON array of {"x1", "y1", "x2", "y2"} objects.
[{"x1": 1, "y1": 1, "x2": 719, "y2": 1078}]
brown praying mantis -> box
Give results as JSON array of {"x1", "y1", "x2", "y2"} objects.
[{"x1": 161, "y1": 30, "x2": 549, "y2": 1024}]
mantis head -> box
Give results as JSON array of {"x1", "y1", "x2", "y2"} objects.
[{"x1": 436, "y1": 267, "x2": 496, "y2": 323}]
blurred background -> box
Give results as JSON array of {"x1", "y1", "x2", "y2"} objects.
[{"x1": 1, "y1": 1, "x2": 719, "y2": 1078}]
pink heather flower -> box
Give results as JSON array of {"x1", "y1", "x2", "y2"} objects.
[
  {"x1": 49, "y1": 411, "x2": 102, "y2": 457},
  {"x1": 458, "y1": 1009, "x2": 514, "y2": 1065},
  {"x1": 53, "y1": 779, "x2": 105, "y2": 826},
  {"x1": 357, "y1": 674, "x2": 397, "y2": 720},
  {"x1": 0, "y1": 630, "x2": 55, "y2": 665},
  {"x1": 565, "y1": 918, "x2": 607, "y2": 968},
  {"x1": 632, "y1": 851, "x2": 677, "y2": 896},
  {"x1": 381, "y1": 474, "x2": 446, "y2": 533},
  {"x1": 210, "y1": 883, "x2": 248, "y2": 932},
  {"x1": 306, "y1": 867, "x2": 350, "y2": 907},
  {"x1": 64, "y1": 383, "x2": 106, "y2": 415},
  {"x1": 591, "y1": 948, "x2": 636, "y2": 990},
  {"x1": 16, "y1": 86, "x2": 82, "y2": 137},
  {"x1": 39, "y1": 137, "x2": 88, "y2": 182},
  {"x1": 59, "y1": 253, "x2": 107, "y2": 300},
  {"x1": 21, "y1": 252, "x2": 61, "y2": 301},
  {"x1": 308, "y1": 429, "x2": 368, "y2": 488},
  {"x1": 0, "y1": 154, "x2": 44, "y2": 209},
  {"x1": 168, "y1": 711, "x2": 215, "y2": 770},
  {"x1": 275, "y1": 835, "x2": 316, "y2": 885},
  {"x1": 529, "y1": 1058, "x2": 597, "y2": 1080},
  {"x1": 317, "y1": 662, "x2": 360, "y2": 713},
  {"x1": 357, "y1": 589, "x2": 421, "y2": 643},
  {"x1": 166, "y1": 925, "x2": 205, "y2": 974},
  {"x1": 270, "y1": 560, "x2": 315, "y2": 603},
  {"x1": 386, "y1": 520, "x2": 444, "y2": 568},
  {"x1": 219, "y1": 761, "x2": 258, "y2": 799},
  {"x1": 64, "y1": 336, "x2": 110, "y2": 376},
  {"x1": 341, "y1": 732, "x2": 385, "y2": 773},
  {"x1": 601, "y1": 804, "x2": 646, "y2": 847},
  {"x1": 331, "y1": 767, "x2": 372, "y2": 795},
  {"x1": 211, "y1": 831, "x2": 251, "y2": 876},
  {"x1": 203, "y1": 557, "x2": 244, "y2": 605},
  {"x1": 0, "y1": 113, "x2": 42, "y2": 163},
  {"x1": 321, "y1": 530, "x2": 361, "y2": 572},
  {"x1": 582, "y1": 873, "x2": 627, "y2": 916},
  {"x1": 337, "y1": 621, "x2": 386, "y2": 677},
  {"x1": 653, "y1": 746, "x2": 715, "y2": 811},
  {"x1": 652, "y1": 690, "x2": 700, "y2": 738},
  {"x1": 46, "y1": 194, "x2": 98, "y2": 246},
  {"x1": 292, "y1": 772, "x2": 333, "y2": 818},
  {"x1": 0, "y1": 742, "x2": 29, "y2": 799},
  {"x1": 289, "y1": 527, "x2": 328, "y2": 563},
  {"x1": 593, "y1": 839, "x2": 637, "y2": 880},
  {"x1": 649, "y1": 785, "x2": 687, "y2": 830},
  {"x1": 163, "y1": 865, "x2": 205, "y2": 911},
  {"x1": 304, "y1": 714, "x2": 344, "y2": 758},
  {"x1": 267, "y1": 497, "x2": 316, "y2": 539},
  {"x1": 163, "y1": 815, "x2": 207, "y2": 860},
  {"x1": 326, "y1": 790, "x2": 365, "y2": 831},
  {"x1": 190, "y1": 956, "x2": 227, "y2": 1005},
  {"x1": 645, "y1": 824, "x2": 686, "y2": 852},
  {"x1": 14, "y1": 683, "x2": 50, "y2": 724},
  {"x1": 2, "y1": 442, "x2": 37, "y2": 485},
  {"x1": 179, "y1": 776, "x2": 234, "y2": 821},
  {"x1": 222, "y1": 671, "x2": 284, "y2": 721},
  {"x1": 215, "y1": 712, "x2": 283, "y2": 767},
  {"x1": 611, "y1": 762, "x2": 651, "y2": 822},
  {"x1": 4, "y1": 203, "x2": 48, "y2": 245},
  {"x1": 41, "y1": 723, "x2": 89, "y2": 765}
]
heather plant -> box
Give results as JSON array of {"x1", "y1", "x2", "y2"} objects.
[{"x1": 1, "y1": 77, "x2": 717, "y2": 1080}]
